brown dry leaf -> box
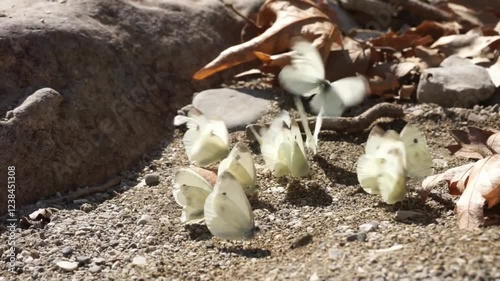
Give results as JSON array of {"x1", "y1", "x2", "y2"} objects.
[
  {"x1": 421, "y1": 162, "x2": 475, "y2": 200},
  {"x1": 193, "y1": 0, "x2": 340, "y2": 80},
  {"x1": 403, "y1": 46, "x2": 445, "y2": 70},
  {"x1": 324, "y1": 48, "x2": 370, "y2": 82},
  {"x1": 487, "y1": 132, "x2": 500, "y2": 154},
  {"x1": 487, "y1": 56, "x2": 500, "y2": 87},
  {"x1": 430, "y1": 34, "x2": 500, "y2": 59},
  {"x1": 446, "y1": 127, "x2": 496, "y2": 159},
  {"x1": 189, "y1": 165, "x2": 217, "y2": 186},
  {"x1": 367, "y1": 74, "x2": 400, "y2": 97},
  {"x1": 404, "y1": 20, "x2": 461, "y2": 41},
  {"x1": 456, "y1": 154, "x2": 500, "y2": 230},
  {"x1": 444, "y1": 0, "x2": 500, "y2": 29},
  {"x1": 369, "y1": 32, "x2": 433, "y2": 52}
]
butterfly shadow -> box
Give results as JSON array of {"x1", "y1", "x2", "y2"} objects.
[
  {"x1": 378, "y1": 196, "x2": 441, "y2": 226},
  {"x1": 284, "y1": 179, "x2": 332, "y2": 207},
  {"x1": 219, "y1": 246, "x2": 271, "y2": 259},
  {"x1": 184, "y1": 223, "x2": 213, "y2": 241},
  {"x1": 313, "y1": 155, "x2": 358, "y2": 187},
  {"x1": 251, "y1": 198, "x2": 277, "y2": 212}
]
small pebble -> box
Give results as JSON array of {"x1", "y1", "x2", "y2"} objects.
[
  {"x1": 89, "y1": 265, "x2": 101, "y2": 273},
  {"x1": 92, "y1": 257, "x2": 105, "y2": 265},
  {"x1": 132, "y1": 255, "x2": 147, "y2": 266},
  {"x1": 347, "y1": 232, "x2": 367, "y2": 242},
  {"x1": 328, "y1": 248, "x2": 343, "y2": 260},
  {"x1": 61, "y1": 246, "x2": 73, "y2": 257},
  {"x1": 359, "y1": 222, "x2": 378, "y2": 233},
  {"x1": 75, "y1": 256, "x2": 90, "y2": 266},
  {"x1": 144, "y1": 173, "x2": 160, "y2": 186},
  {"x1": 468, "y1": 113, "x2": 483, "y2": 123},
  {"x1": 310, "y1": 272, "x2": 320, "y2": 281},
  {"x1": 56, "y1": 261, "x2": 78, "y2": 271},
  {"x1": 137, "y1": 214, "x2": 151, "y2": 225},
  {"x1": 205, "y1": 241, "x2": 214, "y2": 249}
]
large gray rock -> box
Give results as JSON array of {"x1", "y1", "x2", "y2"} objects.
[
  {"x1": 416, "y1": 65, "x2": 496, "y2": 107},
  {"x1": 0, "y1": 0, "x2": 246, "y2": 215},
  {"x1": 192, "y1": 88, "x2": 273, "y2": 130}
]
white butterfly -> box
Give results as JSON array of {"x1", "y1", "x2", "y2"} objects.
[
  {"x1": 174, "y1": 108, "x2": 229, "y2": 167},
  {"x1": 278, "y1": 38, "x2": 370, "y2": 154},
  {"x1": 218, "y1": 141, "x2": 258, "y2": 198},
  {"x1": 204, "y1": 171, "x2": 257, "y2": 240},
  {"x1": 357, "y1": 127, "x2": 408, "y2": 204},
  {"x1": 250, "y1": 110, "x2": 310, "y2": 177},
  {"x1": 356, "y1": 124, "x2": 433, "y2": 204},
  {"x1": 173, "y1": 167, "x2": 213, "y2": 223},
  {"x1": 399, "y1": 124, "x2": 434, "y2": 180}
]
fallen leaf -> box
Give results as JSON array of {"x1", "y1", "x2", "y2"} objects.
[
  {"x1": 404, "y1": 20, "x2": 461, "y2": 41},
  {"x1": 193, "y1": 0, "x2": 340, "y2": 80},
  {"x1": 188, "y1": 165, "x2": 218, "y2": 186},
  {"x1": 486, "y1": 132, "x2": 500, "y2": 154},
  {"x1": 369, "y1": 33, "x2": 433, "y2": 52},
  {"x1": 367, "y1": 74, "x2": 400, "y2": 97},
  {"x1": 403, "y1": 46, "x2": 445, "y2": 70},
  {"x1": 443, "y1": 0, "x2": 500, "y2": 28},
  {"x1": 456, "y1": 154, "x2": 500, "y2": 230},
  {"x1": 446, "y1": 127, "x2": 496, "y2": 159},
  {"x1": 391, "y1": 62, "x2": 418, "y2": 78},
  {"x1": 430, "y1": 34, "x2": 500, "y2": 59},
  {"x1": 487, "y1": 56, "x2": 500, "y2": 87},
  {"x1": 421, "y1": 162, "x2": 475, "y2": 200}
]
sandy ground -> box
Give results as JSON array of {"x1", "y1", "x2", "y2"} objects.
[{"x1": 1, "y1": 93, "x2": 500, "y2": 281}]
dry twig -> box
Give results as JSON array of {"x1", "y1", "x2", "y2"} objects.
[
  {"x1": 38, "y1": 176, "x2": 122, "y2": 206},
  {"x1": 246, "y1": 102, "x2": 404, "y2": 140}
]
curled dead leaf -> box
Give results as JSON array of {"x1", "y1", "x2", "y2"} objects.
[
  {"x1": 421, "y1": 162, "x2": 475, "y2": 200},
  {"x1": 188, "y1": 165, "x2": 218, "y2": 186},
  {"x1": 456, "y1": 154, "x2": 500, "y2": 230},
  {"x1": 430, "y1": 34, "x2": 500, "y2": 59},
  {"x1": 193, "y1": 0, "x2": 340, "y2": 80},
  {"x1": 404, "y1": 20, "x2": 461, "y2": 41},
  {"x1": 486, "y1": 132, "x2": 500, "y2": 154},
  {"x1": 369, "y1": 33, "x2": 433, "y2": 52},
  {"x1": 446, "y1": 127, "x2": 496, "y2": 159}
]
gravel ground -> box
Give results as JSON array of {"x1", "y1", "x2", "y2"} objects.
[{"x1": 1, "y1": 94, "x2": 500, "y2": 280}]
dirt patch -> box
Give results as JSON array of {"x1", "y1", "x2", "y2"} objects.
[{"x1": 1, "y1": 91, "x2": 499, "y2": 280}]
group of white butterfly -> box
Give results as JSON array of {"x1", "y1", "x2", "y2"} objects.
[{"x1": 172, "y1": 38, "x2": 434, "y2": 241}]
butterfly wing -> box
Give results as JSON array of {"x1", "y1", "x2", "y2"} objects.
[
  {"x1": 204, "y1": 172, "x2": 255, "y2": 240},
  {"x1": 356, "y1": 154, "x2": 383, "y2": 195},
  {"x1": 208, "y1": 120, "x2": 229, "y2": 147},
  {"x1": 173, "y1": 168, "x2": 213, "y2": 223},
  {"x1": 311, "y1": 76, "x2": 369, "y2": 117},
  {"x1": 289, "y1": 140, "x2": 310, "y2": 177},
  {"x1": 279, "y1": 39, "x2": 325, "y2": 96},
  {"x1": 377, "y1": 153, "x2": 407, "y2": 204},
  {"x1": 330, "y1": 76, "x2": 369, "y2": 108},
  {"x1": 400, "y1": 124, "x2": 433, "y2": 179},
  {"x1": 364, "y1": 126, "x2": 386, "y2": 154},
  {"x1": 177, "y1": 185, "x2": 212, "y2": 223}
]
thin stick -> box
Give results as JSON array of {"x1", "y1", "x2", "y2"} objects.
[
  {"x1": 246, "y1": 103, "x2": 404, "y2": 140},
  {"x1": 218, "y1": 0, "x2": 260, "y2": 29},
  {"x1": 38, "y1": 176, "x2": 122, "y2": 206}
]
